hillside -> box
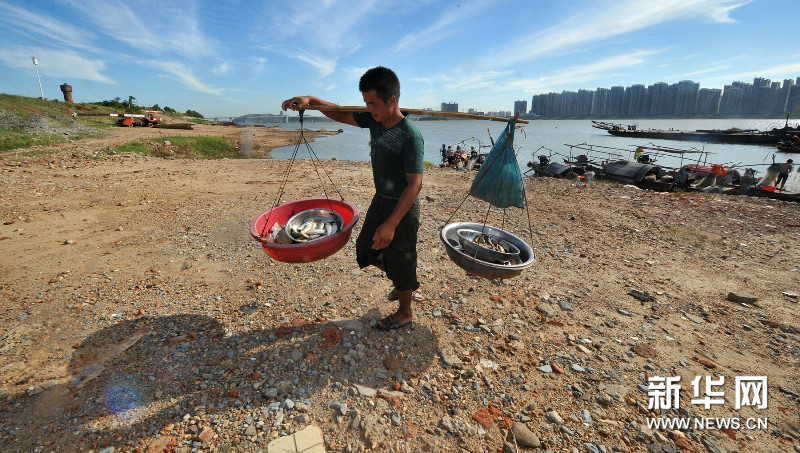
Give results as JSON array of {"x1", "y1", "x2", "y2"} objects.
[{"x1": 0, "y1": 93, "x2": 194, "y2": 151}]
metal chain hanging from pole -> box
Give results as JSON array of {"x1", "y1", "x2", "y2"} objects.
[{"x1": 259, "y1": 110, "x2": 347, "y2": 238}]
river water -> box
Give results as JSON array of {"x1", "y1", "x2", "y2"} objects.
[{"x1": 267, "y1": 118, "x2": 798, "y2": 176}]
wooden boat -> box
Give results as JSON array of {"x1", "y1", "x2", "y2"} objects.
[{"x1": 591, "y1": 121, "x2": 781, "y2": 145}]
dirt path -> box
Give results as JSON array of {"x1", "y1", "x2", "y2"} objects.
[{"x1": 0, "y1": 148, "x2": 799, "y2": 452}]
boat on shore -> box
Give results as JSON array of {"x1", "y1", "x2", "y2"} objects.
[
  {"x1": 527, "y1": 142, "x2": 799, "y2": 202},
  {"x1": 777, "y1": 134, "x2": 800, "y2": 153},
  {"x1": 591, "y1": 120, "x2": 790, "y2": 145}
]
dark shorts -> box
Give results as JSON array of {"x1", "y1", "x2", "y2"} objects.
[
  {"x1": 776, "y1": 172, "x2": 789, "y2": 186},
  {"x1": 356, "y1": 195, "x2": 420, "y2": 292}
]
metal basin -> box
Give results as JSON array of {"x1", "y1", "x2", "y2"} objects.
[
  {"x1": 440, "y1": 222, "x2": 535, "y2": 279},
  {"x1": 285, "y1": 208, "x2": 343, "y2": 243},
  {"x1": 456, "y1": 228, "x2": 521, "y2": 263}
]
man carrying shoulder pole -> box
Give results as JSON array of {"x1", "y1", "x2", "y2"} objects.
[{"x1": 281, "y1": 66, "x2": 424, "y2": 330}]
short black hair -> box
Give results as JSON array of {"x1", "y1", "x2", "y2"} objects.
[
  {"x1": 789, "y1": 159, "x2": 794, "y2": 163},
  {"x1": 359, "y1": 66, "x2": 400, "y2": 103}
]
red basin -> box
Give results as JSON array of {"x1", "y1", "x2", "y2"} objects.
[{"x1": 250, "y1": 198, "x2": 359, "y2": 263}]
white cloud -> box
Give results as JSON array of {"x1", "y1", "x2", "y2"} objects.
[
  {"x1": 395, "y1": 0, "x2": 495, "y2": 52},
  {"x1": 481, "y1": 0, "x2": 749, "y2": 69},
  {"x1": 715, "y1": 63, "x2": 800, "y2": 82},
  {"x1": 345, "y1": 66, "x2": 371, "y2": 82},
  {"x1": 0, "y1": 46, "x2": 114, "y2": 84},
  {"x1": 256, "y1": 0, "x2": 377, "y2": 78},
  {"x1": 708, "y1": 0, "x2": 751, "y2": 23},
  {"x1": 0, "y1": 3, "x2": 98, "y2": 53},
  {"x1": 506, "y1": 50, "x2": 658, "y2": 92},
  {"x1": 294, "y1": 53, "x2": 338, "y2": 78},
  {"x1": 143, "y1": 60, "x2": 221, "y2": 95},
  {"x1": 414, "y1": 50, "x2": 657, "y2": 95},
  {"x1": 64, "y1": 0, "x2": 216, "y2": 58},
  {"x1": 273, "y1": 0, "x2": 376, "y2": 53},
  {"x1": 212, "y1": 62, "x2": 232, "y2": 75}
]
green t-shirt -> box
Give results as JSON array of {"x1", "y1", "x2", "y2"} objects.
[{"x1": 353, "y1": 112, "x2": 424, "y2": 199}]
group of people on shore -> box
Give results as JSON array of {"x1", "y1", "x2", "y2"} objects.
[{"x1": 439, "y1": 144, "x2": 484, "y2": 169}]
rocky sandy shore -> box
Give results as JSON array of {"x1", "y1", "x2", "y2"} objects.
[{"x1": 0, "y1": 150, "x2": 799, "y2": 453}]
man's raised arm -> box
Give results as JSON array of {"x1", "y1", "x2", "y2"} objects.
[{"x1": 281, "y1": 96, "x2": 358, "y2": 127}]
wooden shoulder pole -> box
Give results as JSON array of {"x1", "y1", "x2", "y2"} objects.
[{"x1": 299, "y1": 105, "x2": 529, "y2": 124}]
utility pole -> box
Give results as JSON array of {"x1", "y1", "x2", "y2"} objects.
[{"x1": 31, "y1": 56, "x2": 44, "y2": 99}]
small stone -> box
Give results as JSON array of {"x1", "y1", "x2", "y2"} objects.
[
  {"x1": 559, "y1": 300, "x2": 574, "y2": 311},
  {"x1": 596, "y1": 393, "x2": 614, "y2": 407},
  {"x1": 560, "y1": 425, "x2": 575, "y2": 435},
  {"x1": 510, "y1": 422, "x2": 541, "y2": 448},
  {"x1": 682, "y1": 312, "x2": 705, "y2": 324},
  {"x1": 282, "y1": 399, "x2": 295, "y2": 410},
  {"x1": 295, "y1": 414, "x2": 309, "y2": 424},
  {"x1": 262, "y1": 387, "x2": 278, "y2": 399},
  {"x1": 727, "y1": 291, "x2": 758, "y2": 304},
  {"x1": 390, "y1": 412, "x2": 402, "y2": 426},
  {"x1": 354, "y1": 384, "x2": 377, "y2": 397},
  {"x1": 479, "y1": 359, "x2": 499, "y2": 370},
  {"x1": 783, "y1": 292, "x2": 798, "y2": 299},
  {"x1": 577, "y1": 345, "x2": 592, "y2": 354},
  {"x1": 267, "y1": 424, "x2": 324, "y2": 452},
  {"x1": 536, "y1": 304, "x2": 556, "y2": 317},
  {"x1": 537, "y1": 364, "x2": 553, "y2": 373},
  {"x1": 440, "y1": 351, "x2": 464, "y2": 368},
  {"x1": 580, "y1": 410, "x2": 592, "y2": 424},
  {"x1": 244, "y1": 425, "x2": 257, "y2": 437},
  {"x1": 701, "y1": 436, "x2": 724, "y2": 453},
  {"x1": 63, "y1": 239, "x2": 75, "y2": 245},
  {"x1": 198, "y1": 427, "x2": 214, "y2": 443},
  {"x1": 585, "y1": 443, "x2": 601, "y2": 453},
  {"x1": 545, "y1": 410, "x2": 564, "y2": 424},
  {"x1": 98, "y1": 448, "x2": 114, "y2": 453},
  {"x1": 329, "y1": 401, "x2": 348, "y2": 416},
  {"x1": 550, "y1": 362, "x2": 565, "y2": 374},
  {"x1": 633, "y1": 343, "x2": 657, "y2": 358},
  {"x1": 617, "y1": 309, "x2": 633, "y2": 317},
  {"x1": 400, "y1": 381, "x2": 414, "y2": 393},
  {"x1": 571, "y1": 364, "x2": 586, "y2": 373}
]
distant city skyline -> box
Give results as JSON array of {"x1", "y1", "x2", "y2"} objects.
[{"x1": 526, "y1": 75, "x2": 799, "y2": 118}]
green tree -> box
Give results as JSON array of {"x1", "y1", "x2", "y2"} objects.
[
  {"x1": 163, "y1": 106, "x2": 177, "y2": 114},
  {"x1": 184, "y1": 109, "x2": 204, "y2": 118},
  {"x1": 151, "y1": 104, "x2": 161, "y2": 111}
]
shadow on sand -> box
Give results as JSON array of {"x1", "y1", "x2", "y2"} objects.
[{"x1": 1, "y1": 309, "x2": 441, "y2": 451}]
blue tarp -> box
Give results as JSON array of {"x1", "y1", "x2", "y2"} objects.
[{"x1": 469, "y1": 120, "x2": 525, "y2": 208}]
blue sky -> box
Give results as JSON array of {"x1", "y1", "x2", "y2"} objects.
[{"x1": 1, "y1": 0, "x2": 798, "y2": 117}]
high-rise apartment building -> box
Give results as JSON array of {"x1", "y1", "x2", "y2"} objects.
[
  {"x1": 441, "y1": 102, "x2": 458, "y2": 112},
  {"x1": 513, "y1": 100, "x2": 528, "y2": 116}
]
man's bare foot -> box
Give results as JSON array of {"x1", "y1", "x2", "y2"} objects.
[{"x1": 375, "y1": 312, "x2": 413, "y2": 330}]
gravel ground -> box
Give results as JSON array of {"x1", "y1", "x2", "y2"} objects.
[{"x1": 0, "y1": 150, "x2": 799, "y2": 453}]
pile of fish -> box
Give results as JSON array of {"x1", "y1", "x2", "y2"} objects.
[
  {"x1": 288, "y1": 217, "x2": 339, "y2": 241},
  {"x1": 473, "y1": 233, "x2": 514, "y2": 253},
  {"x1": 268, "y1": 209, "x2": 341, "y2": 244}
]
